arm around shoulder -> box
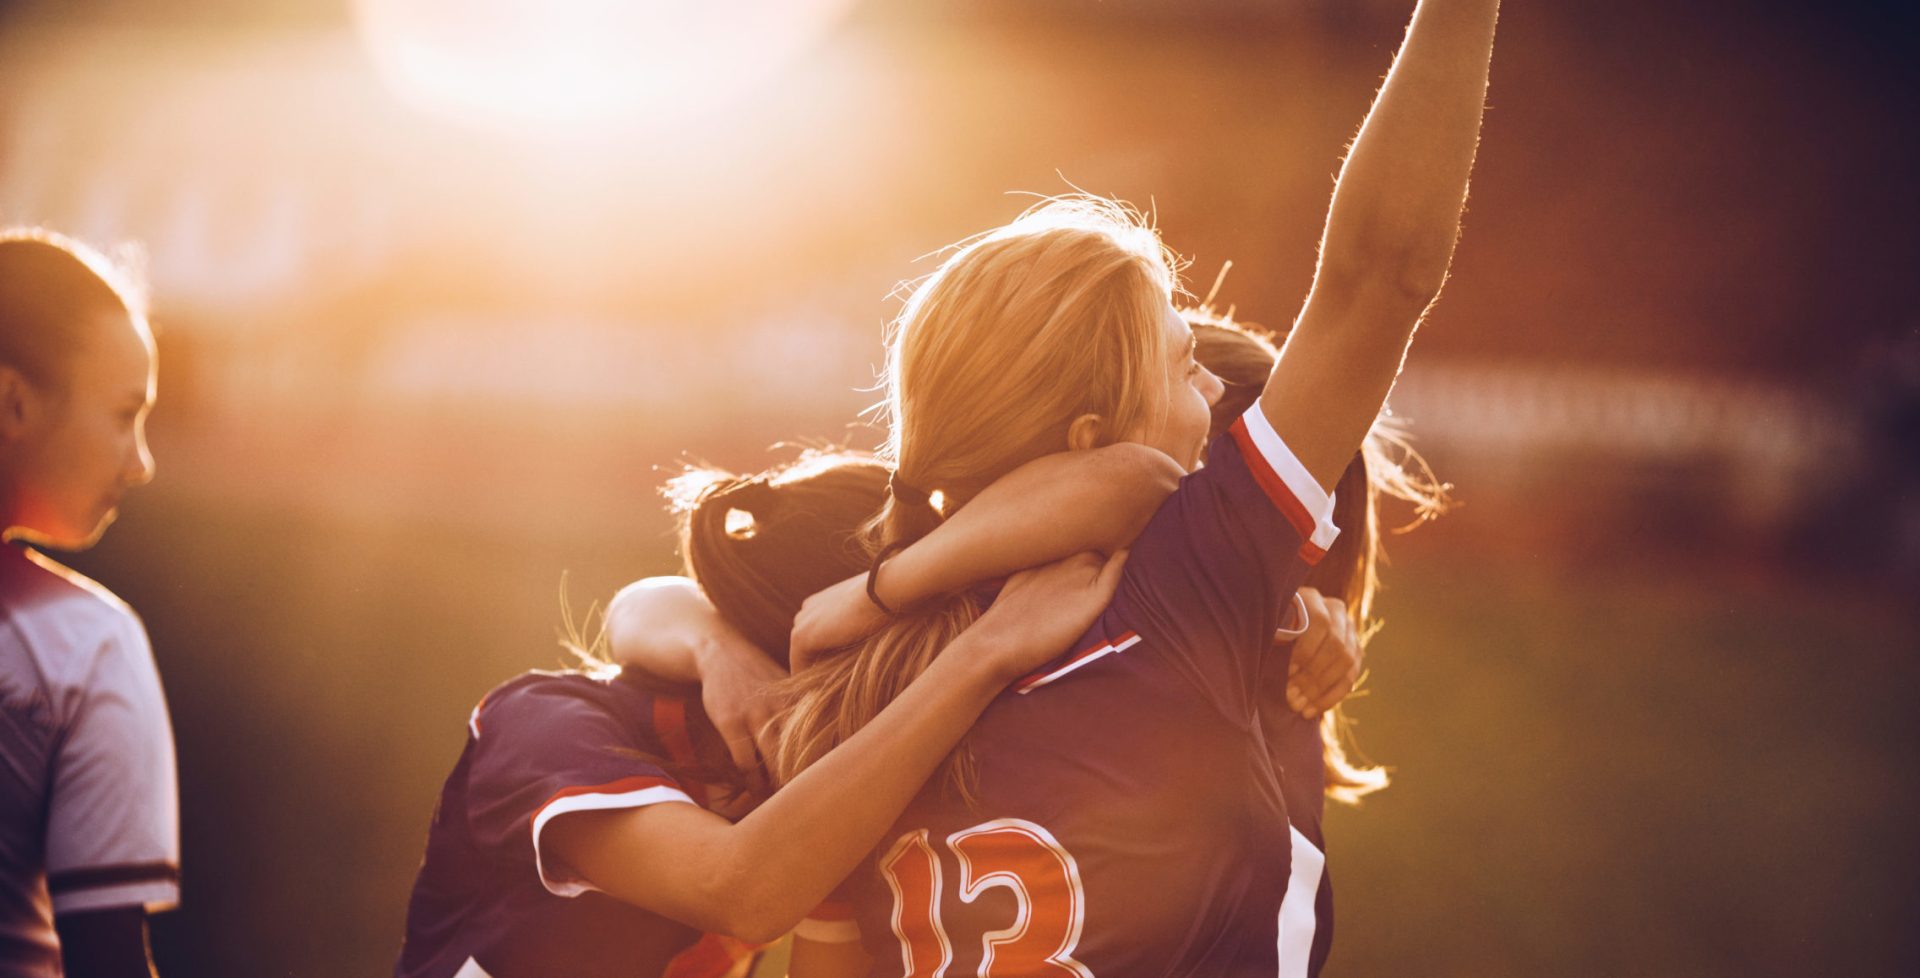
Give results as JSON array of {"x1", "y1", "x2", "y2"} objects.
[
  {"x1": 882, "y1": 442, "x2": 1179, "y2": 604},
  {"x1": 548, "y1": 551, "x2": 1126, "y2": 943}
]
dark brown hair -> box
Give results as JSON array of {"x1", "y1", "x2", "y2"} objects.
[
  {"x1": 0, "y1": 229, "x2": 144, "y2": 391},
  {"x1": 667, "y1": 450, "x2": 890, "y2": 668}
]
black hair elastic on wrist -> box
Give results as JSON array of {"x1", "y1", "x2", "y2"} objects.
[{"x1": 866, "y1": 540, "x2": 911, "y2": 616}]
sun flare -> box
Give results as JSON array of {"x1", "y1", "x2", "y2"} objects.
[{"x1": 352, "y1": 0, "x2": 858, "y2": 135}]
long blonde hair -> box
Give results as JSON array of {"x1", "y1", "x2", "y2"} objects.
[{"x1": 766, "y1": 196, "x2": 1181, "y2": 799}]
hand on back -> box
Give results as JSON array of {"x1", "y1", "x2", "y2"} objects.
[
  {"x1": 694, "y1": 633, "x2": 788, "y2": 780},
  {"x1": 967, "y1": 550, "x2": 1128, "y2": 685}
]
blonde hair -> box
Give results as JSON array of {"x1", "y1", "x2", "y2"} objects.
[{"x1": 766, "y1": 196, "x2": 1182, "y2": 799}]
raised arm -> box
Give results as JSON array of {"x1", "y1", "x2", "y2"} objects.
[
  {"x1": 545, "y1": 551, "x2": 1127, "y2": 944},
  {"x1": 791, "y1": 442, "x2": 1179, "y2": 664},
  {"x1": 1263, "y1": 0, "x2": 1500, "y2": 487}
]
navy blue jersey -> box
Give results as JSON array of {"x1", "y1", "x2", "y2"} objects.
[
  {"x1": 811, "y1": 404, "x2": 1341, "y2": 978},
  {"x1": 1259, "y1": 662, "x2": 1336, "y2": 978},
  {"x1": 396, "y1": 668, "x2": 734, "y2": 978}
]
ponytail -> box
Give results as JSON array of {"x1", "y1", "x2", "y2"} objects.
[{"x1": 668, "y1": 452, "x2": 890, "y2": 668}]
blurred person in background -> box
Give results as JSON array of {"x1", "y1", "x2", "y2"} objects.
[{"x1": 0, "y1": 229, "x2": 170, "y2": 978}]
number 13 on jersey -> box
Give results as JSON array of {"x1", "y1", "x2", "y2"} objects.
[{"x1": 880, "y1": 818, "x2": 1092, "y2": 978}]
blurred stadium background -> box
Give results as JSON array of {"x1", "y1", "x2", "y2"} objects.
[{"x1": 3, "y1": 0, "x2": 1916, "y2": 974}]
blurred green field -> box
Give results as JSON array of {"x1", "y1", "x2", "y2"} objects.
[
  {"x1": 63, "y1": 491, "x2": 1919, "y2": 977},
  {"x1": 1325, "y1": 534, "x2": 1919, "y2": 976}
]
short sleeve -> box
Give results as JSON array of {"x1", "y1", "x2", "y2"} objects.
[
  {"x1": 1115, "y1": 401, "x2": 1340, "y2": 727},
  {"x1": 464, "y1": 679, "x2": 697, "y2": 899},
  {"x1": 45, "y1": 614, "x2": 180, "y2": 915}
]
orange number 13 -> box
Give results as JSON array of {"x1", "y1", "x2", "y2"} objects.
[{"x1": 879, "y1": 818, "x2": 1093, "y2": 978}]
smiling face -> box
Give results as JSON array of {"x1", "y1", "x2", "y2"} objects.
[
  {"x1": 2, "y1": 313, "x2": 156, "y2": 551},
  {"x1": 1119, "y1": 301, "x2": 1225, "y2": 471}
]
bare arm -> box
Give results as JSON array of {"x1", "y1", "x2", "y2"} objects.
[
  {"x1": 883, "y1": 442, "x2": 1179, "y2": 600},
  {"x1": 605, "y1": 578, "x2": 786, "y2": 773},
  {"x1": 547, "y1": 552, "x2": 1127, "y2": 944},
  {"x1": 792, "y1": 443, "x2": 1178, "y2": 664},
  {"x1": 1263, "y1": 0, "x2": 1500, "y2": 487},
  {"x1": 604, "y1": 577, "x2": 730, "y2": 684}
]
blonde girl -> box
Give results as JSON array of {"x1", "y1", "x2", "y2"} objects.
[{"x1": 772, "y1": 1, "x2": 1501, "y2": 974}]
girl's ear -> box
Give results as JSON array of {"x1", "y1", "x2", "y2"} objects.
[
  {"x1": 1066, "y1": 413, "x2": 1105, "y2": 452},
  {"x1": 0, "y1": 365, "x2": 41, "y2": 443}
]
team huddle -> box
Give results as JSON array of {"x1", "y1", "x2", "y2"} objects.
[{"x1": 0, "y1": 1, "x2": 1498, "y2": 976}]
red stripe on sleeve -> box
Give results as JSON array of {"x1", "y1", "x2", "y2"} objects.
[
  {"x1": 651, "y1": 696, "x2": 711, "y2": 808},
  {"x1": 663, "y1": 934, "x2": 761, "y2": 978},
  {"x1": 535, "y1": 774, "x2": 683, "y2": 818},
  {"x1": 469, "y1": 692, "x2": 490, "y2": 737},
  {"x1": 1229, "y1": 417, "x2": 1327, "y2": 566},
  {"x1": 654, "y1": 697, "x2": 697, "y2": 767}
]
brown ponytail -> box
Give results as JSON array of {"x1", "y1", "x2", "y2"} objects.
[{"x1": 667, "y1": 451, "x2": 890, "y2": 668}]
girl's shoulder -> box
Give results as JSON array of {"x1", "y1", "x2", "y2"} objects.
[{"x1": 475, "y1": 666, "x2": 659, "y2": 731}]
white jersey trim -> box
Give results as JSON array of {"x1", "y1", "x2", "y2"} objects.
[
  {"x1": 50, "y1": 879, "x2": 180, "y2": 915},
  {"x1": 531, "y1": 783, "x2": 696, "y2": 898},
  {"x1": 1272, "y1": 592, "x2": 1311, "y2": 640},
  {"x1": 1015, "y1": 633, "x2": 1143, "y2": 695},
  {"x1": 452, "y1": 957, "x2": 495, "y2": 978},
  {"x1": 1275, "y1": 825, "x2": 1326, "y2": 978},
  {"x1": 794, "y1": 916, "x2": 863, "y2": 944},
  {"x1": 1237, "y1": 402, "x2": 1341, "y2": 557}
]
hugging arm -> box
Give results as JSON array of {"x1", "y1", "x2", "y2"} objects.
[
  {"x1": 1262, "y1": 0, "x2": 1500, "y2": 488},
  {"x1": 882, "y1": 442, "x2": 1180, "y2": 598},
  {"x1": 605, "y1": 578, "x2": 786, "y2": 773},
  {"x1": 608, "y1": 442, "x2": 1177, "y2": 762},
  {"x1": 545, "y1": 552, "x2": 1127, "y2": 944},
  {"x1": 791, "y1": 443, "x2": 1180, "y2": 664}
]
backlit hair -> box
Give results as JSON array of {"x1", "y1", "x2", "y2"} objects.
[
  {"x1": 0, "y1": 227, "x2": 149, "y2": 391},
  {"x1": 666, "y1": 451, "x2": 889, "y2": 667}
]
